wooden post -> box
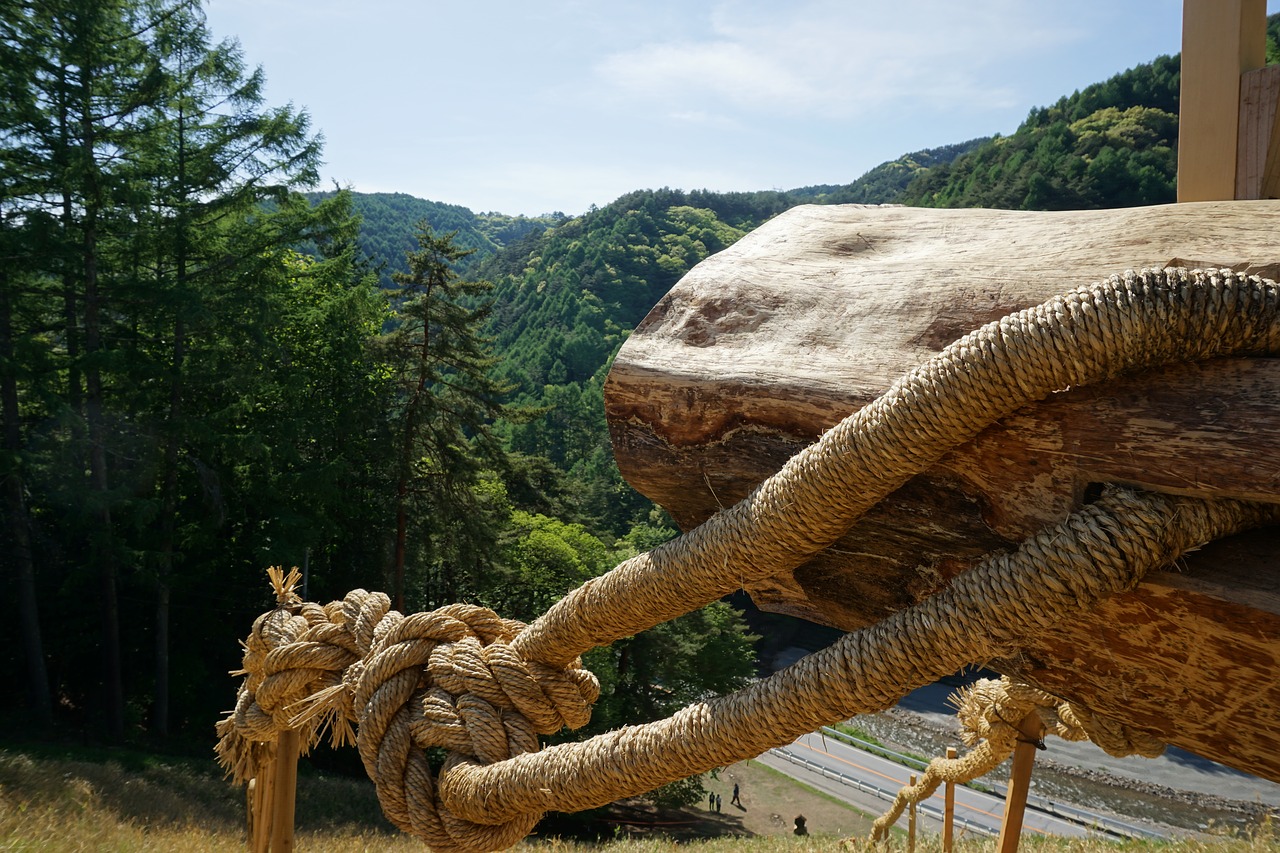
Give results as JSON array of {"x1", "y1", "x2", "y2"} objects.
[
  {"x1": 1261, "y1": 71, "x2": 1280, "y2": 199},
  {"x1": 1235, "y1": 65, "x2": 1280, "y2": 198},
  {"x1": 996, "y1": 712, "x2": 1045, "y2": 853},
  {"x1": 943, "y1": 747, "x2": 957, "y2": 853},
  {"x1": 246, "y1": 778, "x2": 255, "y2": 844},
  {"x1": 268, "y1": 730, "x2": 301, "y2": 853},
  {"x1": 1177, "y1": 0, "x2": 1266, "y2": 202},
  {"x1": 907, "y1": 773, "x2": 917, "y2": 853},
  {"x1": 251, "y1": 753, "x2": 276, "y2": 853}
]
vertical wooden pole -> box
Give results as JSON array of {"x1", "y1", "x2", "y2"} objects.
[
  {"x1": 1261, "y1": 70, "x2": 1280, "y2": 199},
  {"x1": 907, "y1": 773, "x2": 917, "y2": 853},
  {"x1": 251, "y1": 754, "x2": 276, "y2": 853},
  {"x1": 1177, "y1": 0, "x2": 1266, "y2": 202},
  {"x1": 1235, "y1": 66, "x2": 1280, "y2": 198},
  {"x1": 246, "y1": 778, "x2": 256, "y2": 845},
  {"x1": 268, "y1": 730, "x2": 301, "y2": 853},
  {"x1": 943, "y1": 747, "x2": 957, "y2": 853},
  {"x1": 996, "y1": 712, "x2": 1045, "y2": 853}
]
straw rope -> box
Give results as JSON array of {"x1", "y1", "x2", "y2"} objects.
[{"x1": 217, "y1": 267, "x2": 1280, "y2": 852}]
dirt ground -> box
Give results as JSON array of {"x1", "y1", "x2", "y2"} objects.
[{"x1": 598, "y1": 759, "x2": 878, "y2": 843}]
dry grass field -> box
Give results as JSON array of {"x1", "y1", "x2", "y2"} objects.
[{"x1": 1, "y1": 745, "x2": 1275, "y2": 852}]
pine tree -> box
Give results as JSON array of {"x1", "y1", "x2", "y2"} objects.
[{"x1": 382, "y1": 224, "x2": 522, "y2": 610}]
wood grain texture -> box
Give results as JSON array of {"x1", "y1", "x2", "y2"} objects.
[
  {"x1": 1236, "y1": 65, "x2": 1280, "y2": 199},
  {"x1": 604, "y1": 202, "x2": 1280, "y2": 781}
]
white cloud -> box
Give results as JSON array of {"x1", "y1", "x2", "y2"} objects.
[{"x1": 594, "y1": 0, "x2": 1085, "y2": 121}]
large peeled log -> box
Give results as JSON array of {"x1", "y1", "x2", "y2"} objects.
[{"x1": 603, "y1": 201, "x2": 1280, "y2": 782}]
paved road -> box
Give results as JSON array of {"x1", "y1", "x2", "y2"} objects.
[
  {"x1": 762, "y1": 731, "x2": 1124, "y2": 840},
  {"x1": 894, "y1": 680, "x2": 1280, "y2": 807}
]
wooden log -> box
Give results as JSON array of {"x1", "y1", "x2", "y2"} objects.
[{"x1": 604, "y1": 202, "x2": 1280, "y2": 783}]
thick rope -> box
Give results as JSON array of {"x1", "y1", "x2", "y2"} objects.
[
  {"x1": 217, "y1": 267, "x2": 1280, "y2": 852},
  {"x1": 436, "y1": 489, "x2": 1278, "y2": 827}
]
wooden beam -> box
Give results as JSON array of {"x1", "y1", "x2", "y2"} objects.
[
  {"x1": 1237, "y1": 66, "x2": 1280, "y2": 198},
  {"x1": 995, "y1": 713, "x2": 1045, "y2": 853},
  {"x1": 1177, "y1": 0, "x2": 1266, "y2": 202},
  {"x1": 1264, "y1": 74, "x2": 1280, "y2": 199}
]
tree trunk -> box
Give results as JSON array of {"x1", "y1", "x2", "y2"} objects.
[
  {"x1": 154, "y1": 581, "x2": 169, "y2": 736},
  {"x1": 84, "y1": 234, "x2": 124, "y2": 742},
  {"x1": 80, "y1": 85, "x2": 124, "y2": 739},
  {"x1": 0, "y1": 273, "x2": 51, "y2": 723}
]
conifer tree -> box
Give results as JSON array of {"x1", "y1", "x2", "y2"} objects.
[{"x1": 382, "y1": 224, "x2": 522, "y2": 610}]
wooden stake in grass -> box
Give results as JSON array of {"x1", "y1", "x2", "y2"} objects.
[
  {"x1": 943, "y1": 746, "x2": 957, "y2": 853},
  {"x1": 251, "y1": 751, "x2": 275, "y2": 853},
  {"x1": 268, "y1": 729, "x2": 301, "y2": 852},
  {"x1": 907, "y1": 773, "x2": 917, "y2": 853},
  {"x1": 996, "y1": 712, "x2": 1045, "y2": 853}
]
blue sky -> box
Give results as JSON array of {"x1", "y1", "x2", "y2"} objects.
[{"x1": 203, "y1": 0, "x2": 1279, "y2": 217}]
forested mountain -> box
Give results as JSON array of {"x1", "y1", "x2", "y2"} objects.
[
  {"x1": 900, "y1": 56, "x2": 1182, "y2": 209},
  {"x1": 900, "y1": 14, "x2": 1279, "y2": 209},
  {"x1": 788, "y1": 138, "x2": 991, "y2": 205},
  {"x1": 305, "y1": 190, "x2": 560, "y2": 286},
  {"x1": 0, "y1": 1, "x2": 762, "y2": 778}
]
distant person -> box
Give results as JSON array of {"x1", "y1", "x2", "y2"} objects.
[
  {"x1": 715, "y1": 793, "x2": 722, "y2": 812},
  {"x1": 709, "y1": 791, "x2": 716, "y2": 811},
  {"x1": 731, "y1": 782, "x2": 741, "y2": 806},
  {"x1": 793, "y1": 815, "x2": 808, "y2": 836}
]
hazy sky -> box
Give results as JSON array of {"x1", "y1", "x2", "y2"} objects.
[{"x1": 202, "y1": 1, "x2": 1279, "y2": 217}]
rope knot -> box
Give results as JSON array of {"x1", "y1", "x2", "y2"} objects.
[{"x1": 217, "y1": 585, "x2": 600, "y2": 852}]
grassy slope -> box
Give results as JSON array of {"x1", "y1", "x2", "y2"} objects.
[{"x1": 3, "y1": 744, "x2": 1276, "y2": 852}]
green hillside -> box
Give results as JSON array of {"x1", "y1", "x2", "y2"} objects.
[
  {"x1": 900, "y1": 55, "x2": 1181, "y2": 209},
  {"x1": 788, "y1": 138, "x2": 991, "y2": 205},
  {"x1": 306, "y1": 190, "x2": 561, "y2": 286}
]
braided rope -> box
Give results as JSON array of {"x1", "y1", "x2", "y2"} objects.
[
  {"x1": 217, "y1": 267, "x2": 1280, "y2": 852},
  {"x1": 437, "y1": 489, "x2": 1278, "y2": 828}
]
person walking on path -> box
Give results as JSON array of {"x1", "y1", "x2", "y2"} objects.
[{"x1": 731, "y1": 783, "x2": 741, "y2": 806}]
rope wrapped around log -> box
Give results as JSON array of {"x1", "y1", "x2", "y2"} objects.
[{"x1": 217, "y1": 267, "x2": 1280, "y2": 852}]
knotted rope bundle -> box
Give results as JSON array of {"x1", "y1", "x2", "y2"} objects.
[
  {"x1": 217, "y1": 574, "x2": 599, "y2": 850},
  {"x1": 219, "y1": 268, "x2": 1280, "y2": 852},
  {"x1": 867, "y1": 675, "x2": 1169, "y2": 841}
]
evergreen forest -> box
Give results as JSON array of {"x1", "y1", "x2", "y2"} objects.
[{"x1": 3, "y1": 0, "x2": 1278, "y2": 811}]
